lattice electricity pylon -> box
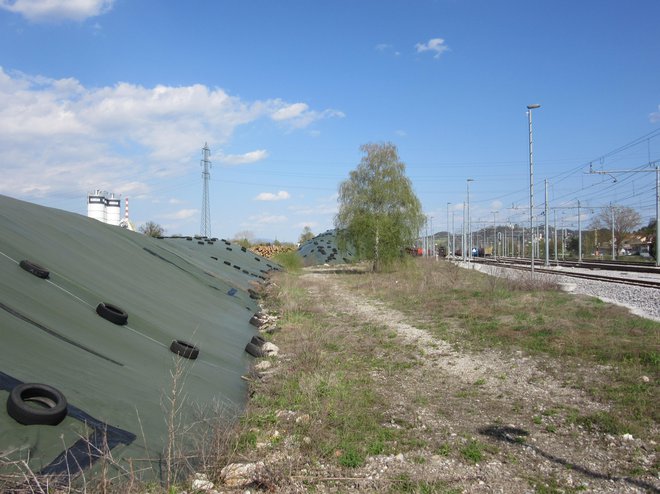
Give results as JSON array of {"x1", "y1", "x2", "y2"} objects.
[{"x1": 200, "y1": 143, "x2": 212, "y2": 237}]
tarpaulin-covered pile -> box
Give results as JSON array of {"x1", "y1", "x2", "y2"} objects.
[
  {"x1": 0, "y1": 194, "x2": 277, "y2": 484},
  {"x1": 297, "y1": 230, "x2": 355, "y2": 266}
]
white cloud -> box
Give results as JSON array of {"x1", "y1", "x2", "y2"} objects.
[
  {"x1": 651, "y1": 105, "x2": 660, "y2": 123},
  {"x1": 0, "y1": 67, "x2": 342, "y2": 199},
  {"x1": 272, "y1": 102, "x2": 308, "y2": 121},
  {"x1": 255, "y1": 190, "x2": 290, "y2": 201},
  {"x1": 162, "y1": 208, "x2": 198, "y2": 220},
  {"x1": 415, "y1": 38, "x2": 450, "y2": 58},
  {"x1": 270, "y1": 101, "x2": 345, "y2": 129},
  {"x1": 218, "y1": 149, "x2": 268, "y2": 166},
  {"x1": 0, "y1": 0, "x2": 114, "y2": 22},
  {"x1": 247, "y1": 213, "x2": 287, "y2": 225}
]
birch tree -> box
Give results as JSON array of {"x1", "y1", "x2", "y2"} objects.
[{"x1": 335, "y1": 142, "x2": 423, "y2": 271}]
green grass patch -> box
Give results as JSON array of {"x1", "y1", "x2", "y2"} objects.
[
  {"x1": 271, "y1": 250, "x2": 303, "y2": 271},
  {"x1": 389, "y1": 474, "x2": 461, "y2": 494},
  {"x1": 460, "y1": 440, "x2": 485, "y2": 464},
  {"x1": 341, "y1": 258, "x2": 659, "y2": 441}
]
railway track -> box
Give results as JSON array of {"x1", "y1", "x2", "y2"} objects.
[{"x1": 467, "y1": 257, "x2": 660, "y2": 289}]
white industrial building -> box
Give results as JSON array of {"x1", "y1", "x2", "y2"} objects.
[{"x1": 87, "y1": 190, "x2": 135, "y2": 231}]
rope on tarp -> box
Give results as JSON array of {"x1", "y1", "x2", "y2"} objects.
[{"x1": 0, "y1": 249, "x2": 246, "y2": 376}]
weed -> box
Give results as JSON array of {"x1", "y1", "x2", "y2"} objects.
[
  {"x1": 530, "y1": 474, "x2": 588, "y2": 493},
  {"x1": 271, "y1": 250, "x2": 303, "y2": 271},
  {"x1": 460, "y1": 440, "x2": 485, "y2": 464},
  {"x1": 435, "y1": 443, "x2": 451, "y2": 456},
  {"x1": 569, "y1": 411, "x2": 624, "y2": 435},
  {"x1": 389, "y1": 473, "x2": 461, "y2": 493},
  {"x1": 338, "y1": 445, "x2": 363, "y2": 468}
]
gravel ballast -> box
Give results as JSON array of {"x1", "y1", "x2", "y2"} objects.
[{"x1": 462, "y1": 261, "x2": 660, "y2": 322}]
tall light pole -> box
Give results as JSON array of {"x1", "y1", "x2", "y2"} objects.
[
  {"x1": 422, "y1": 216, "x2": 429, "y2": 257},
  {"x1": 429, "y1": 216, "x2": 434, "y2": 257},
  {"x1": 527, "y1": 104, "x2": 541, "y2": 275},
  {"x1": 446, "y1": 203, "x2": 451, "y2": 258},
  {"x1": 544, "y1": 179, "x2": 550, "y2": 266},
  {"x1": 467, "y1": 178, "x2": 474, "y2": 260},
  {"x1": 462, "y1": 202, "x2": 466, "y2": 261},
  {"x1": 452, "y1": 210, "x2": 456, "y2": 259},
  {"x1": 491, "y1": 210, "x2": 498, "y2": 259}
]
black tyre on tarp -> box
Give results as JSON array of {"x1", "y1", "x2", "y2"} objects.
[
  {"x1": 249, "y1": 313, "x2": 265, "y2": 327},
  {"x1": 169, "y1": 340, "x2": 199, "y2": 360},
  {"x1": 251, "y1": 335, "x2": 266, "y2": 347},
  {"x1": 7, "y1": 383, "x2": 68, "y2": 426},
  {"x1": 19, "y1": 260, "x2": 50, "y2": 279},
  {"x1": 96, "y1": 302, "x2": 128, "y2": 325},
  {"x1": 245, "y1": 342, "x2": 264, "y2": 357}
]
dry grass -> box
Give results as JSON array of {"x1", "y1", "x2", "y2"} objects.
[
  {"x1": 342, "y1": 258, "x2": 659, "y2": 437},
  {"x1": 232, "y1": 270, "x2": 432, "y2": 476}
]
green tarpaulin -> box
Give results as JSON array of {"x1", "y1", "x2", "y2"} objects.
[
  {"x1": 0, "y1": 195, "x2": 276, "y2": 484},
  {"x1": 297, "y1": 230, "x2": 355, "y2": 266}
]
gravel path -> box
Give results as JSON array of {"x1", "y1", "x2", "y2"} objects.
[{"x1": 260, "y1": 269, "x2": 659, "y2": 493}]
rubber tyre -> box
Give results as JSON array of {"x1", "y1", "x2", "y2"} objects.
[
  {"x1": 249, "y1": 314, "x2": 265, "y2": 327},
  {"x1": 19, "y1": 260, "x2": 50, "y2": 279},
  {"x1": 245, "y1": 342, "x2": 264, "y2": 357},
  {"x1": 251, "y1": 335, "x2": 266, "y2": 347},
  {"x1": 96, "y1": 303, "x2": 128, "y2": 325},
  {"x1": 169, "y1": 340, "x2": 199, "y2": 360},
  {"x1": 7, "y1": 383, "x2": 68, "y2": 426}
]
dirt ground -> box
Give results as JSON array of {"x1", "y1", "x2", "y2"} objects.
[{"x1": 248, "y1": 267, "x2": 659, "y2": 493}]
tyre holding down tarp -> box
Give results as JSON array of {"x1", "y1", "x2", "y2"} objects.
[
  {"x1": 251, "y1": 335, "x2": 266, "y2": 347},
  {"x1": 169, "y1": 340, "x2": 199, "y2": 360},
  {"x1": 96, "y1": 302, "x2": 128, "y2": 325},
  {"x1": 7, "y1": 383, "x2": 68, "y2": 426},
  {"x1": 249, "y1": 313, "x2": 265, "y2": 327},
  {"x1": 19, "y1": 260, "x2": 50, "y2": 279},
  {"x1": 245, "y1": 342, "x2": 264, "y2": 357}
]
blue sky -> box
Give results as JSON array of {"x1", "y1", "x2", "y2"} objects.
[{"x1": 1, "y1": 0, "x2": 659, "y2": 242}]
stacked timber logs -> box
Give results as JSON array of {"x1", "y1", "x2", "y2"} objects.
[{"x1": 251, "y1": 244, "x2": 295, "y2": 258}]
